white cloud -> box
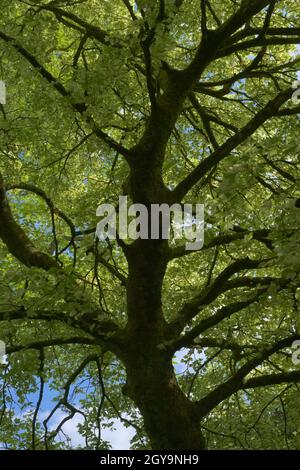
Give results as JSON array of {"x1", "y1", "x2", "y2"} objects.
[
  {"x1": 174, "y1": 348, "x2": 206, "y2": 374},
  {"x1": 41, "y1": 409, "x2": 134, "y2": 449},
  {"x1": 102, "y1": 420, "x2": 135, "y2": 450}
]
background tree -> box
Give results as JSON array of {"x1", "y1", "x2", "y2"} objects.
[{"x1": 1, "y1": 0, "x2": 300, "y2": 450}]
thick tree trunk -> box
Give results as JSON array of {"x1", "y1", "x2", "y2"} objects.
[
  {"x1": 123, "y1": 350, "x2": 206, "y2": 450},
  {"x1": 121, "y1": 238, "x2": 206, "y2": 450},
  {"x1": 117, "y1": 128, "x2": 208, "y2": 449}
]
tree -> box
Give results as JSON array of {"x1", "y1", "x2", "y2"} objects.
[{"x1": 1, "y1": 0, "x2": 300, "y2": 450}]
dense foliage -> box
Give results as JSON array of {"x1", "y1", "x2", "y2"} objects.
[{"x1": 1, "y1": 0, "x2": 300, "y2": 449}]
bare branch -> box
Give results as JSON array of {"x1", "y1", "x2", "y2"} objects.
[{"x1": 244, "y1": 371, "x2": 300, "y2": 389}]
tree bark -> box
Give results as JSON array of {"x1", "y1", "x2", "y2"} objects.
[
  {"x1": 121, "y1": 238, "x2": 206, "y2": 450},
  {"x1": 123, "y1": 349, "x2": 206, "y2": 450}
]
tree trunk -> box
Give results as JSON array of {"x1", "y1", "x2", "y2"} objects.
[
  {"x1": 121, "y1": 238, "x2": 206, "y2": 450},
  {"x1": 123, "y1": 349, "x2": 206, "y2": 450}
]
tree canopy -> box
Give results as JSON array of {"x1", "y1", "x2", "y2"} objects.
[{"x1": 1, "y1": 0, "x2": 300, "y2": 450}]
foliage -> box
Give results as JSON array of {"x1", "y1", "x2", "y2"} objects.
[{"x1": 0, "y1": 0, "x2": 300, "y2": 450}]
